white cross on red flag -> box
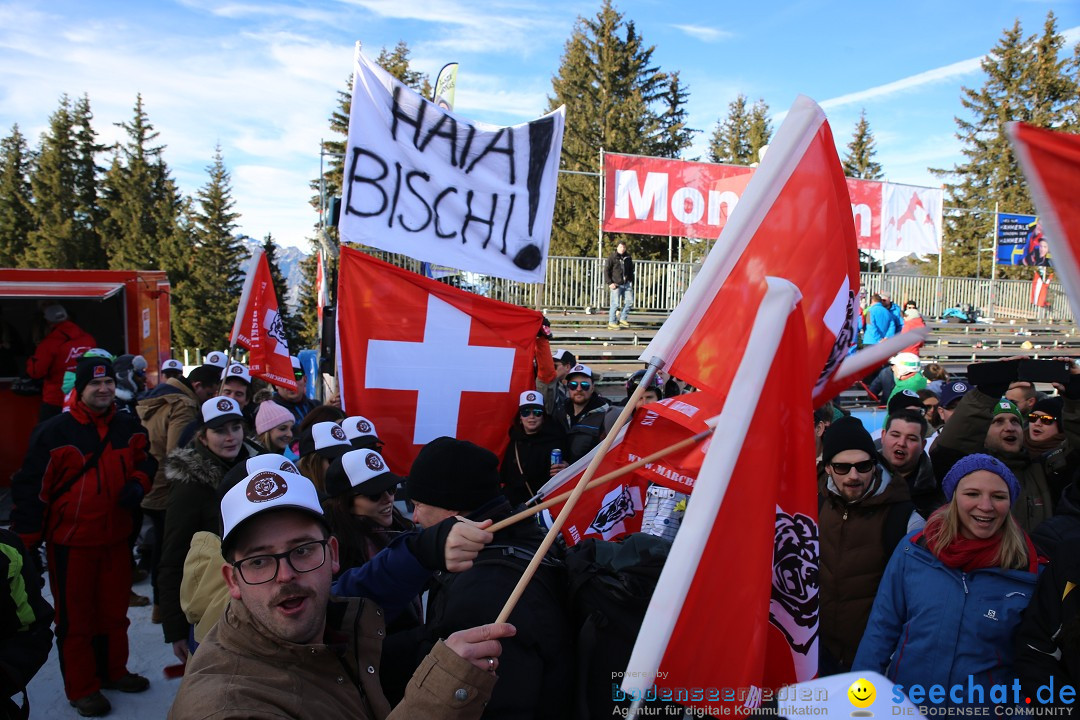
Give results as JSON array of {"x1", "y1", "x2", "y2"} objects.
[
  {"x1": 336, "y1": 247, "x2": 543, "y2": 474},
  {"x1": 231, "y1": 250, "x2": 296, "y2": 391}
]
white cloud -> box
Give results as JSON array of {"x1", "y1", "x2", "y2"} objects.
[{"x1": 671, "y1": 24, "x2": 732, "y2": 43}]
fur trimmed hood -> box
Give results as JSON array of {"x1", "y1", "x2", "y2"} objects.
[{"x1": 164, "y1": 444, "x2": 233, "y2": 490}]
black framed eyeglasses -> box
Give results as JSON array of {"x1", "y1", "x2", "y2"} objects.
[
  {"x1": 519, "y1": 408, "x2": 544, "y2": 418},
  {"x1": 232, "y1": 539, "x2": 328, "y2": 585},
  {"x1": 567, "y1": 380, "x2": 592, "y2": 390},
  {"x1": 829, "y1": 460, "x2": 875, "y2": 475}
]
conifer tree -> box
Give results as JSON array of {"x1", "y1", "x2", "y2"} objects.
[
  {"x1": 70, "y1": 95, "x2": 106, "y2": 267},
  {"x1": 0, "y1": 124, "x2": 34, "y2": 267},
  {"x1": 548, "y1": 0, "x2": 693, "y2": 258},
  {"x1": 709, "y1": 95, "x2": 772, "y2": 166},
  {"x1": 842, "y1": 110, "x2": 883, "y2": 180},
  {"x1": 930, "y1": 13, "x2": 1079, "y2": 277},
  {"x1": 25, "y1": 95, "x2": 82, "y2": 268},
  {"x1": 746, "y1": 99, "x2": 773, "y2": 165},
  {"x1": 174, "y1": 147, "x2": 248, "y2": 348}
]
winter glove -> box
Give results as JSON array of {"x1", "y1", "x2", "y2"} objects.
[
  {"x1": 537, "y1": 316, "x2": 553, "y2": 341},
  {"x1": 404, "y1": 517, "x2": 457, "y2": 572},
  {"x1": 117, "y1": 481, "x2": 145, "y2": 509}
]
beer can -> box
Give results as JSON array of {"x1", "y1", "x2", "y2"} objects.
[{"x1": 550, "y1": 449, "x2": 562, "y2": 466}]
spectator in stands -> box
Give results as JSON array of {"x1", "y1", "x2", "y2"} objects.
[
  {"x1": 159, "y1": 397, "x2": 252, "y2": 664},
  {"x1": 543, "y1": 349, "x2": 577, "y2": 415},
  {"x1": 26, "y1": 303, "x2": 95, "y2": 421},
  {"x1": 868, "y1": 353, "x2": 925, "y2": 404},
  {"x1": 901, "y1": 308, "x2": 926, "y2": 355},
  {"x1": 862, "y1": 294, "x2": 900, "y2": 347},
  {"x1": 500, "y1": 390, "x2": 565, "y2": 506},
  {"x1": 819, "y1": 417, "x2": 922, "y2": 675},
  {"x1": 922, "y1": 362, "x2": 949, "y2": 395},
  {"x1": 854, "y1": 454, "x2": 1044, "y2": 710},
  {"x1": 296, "y1": 421, "x2": 352, "y2": 494},
  {"x1": 930, "y1": 359, "x2": 1080, "y2": 533},
  {"x1": 880, "y1": 292, "x2": 903, "y2": 329},
  {"x1": 274, "y1": 356, "x2": 317, "y2": 425},
  {"x1": 553, "y1": 364, "x2": 612, "y2": 465},
  {"x1": 605, "y1": 241, "x2": 635, "y2": 330}
]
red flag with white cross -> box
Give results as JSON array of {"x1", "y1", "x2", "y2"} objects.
[{"x1": 336, "y1": 247, "x2": 543, "y2": 474}]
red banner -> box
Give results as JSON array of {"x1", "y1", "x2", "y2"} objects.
[
  {"x1": 602, "y1": 152, "x2": 941, "y2": 252},
  {"x1": 232, "y1": 253, "x2": 296, "y2": 391}
]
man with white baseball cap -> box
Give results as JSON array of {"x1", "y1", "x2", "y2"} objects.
[
  {"x1": 553, "y1": 364, "x2": 611, "y2": 463},
  {"x1": 161, "y1": 358, "x2": 184, "y2": 381},
  {"x1": 201, "y1": 351, "x2": 228, "y2": 369},
  {"x1": 169, "y1": 470, "x2": 515, "y2": 720}
]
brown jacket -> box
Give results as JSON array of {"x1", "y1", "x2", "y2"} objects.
[
  {"x1": 169, "y1": 595, "x2": 495, "y2": 720},
  {"x1": 137, "y1": 378, "x2": 199, "y2": 511},
  {"x1": 819, "y1": 470, "x2": 918, "y2": 671}
]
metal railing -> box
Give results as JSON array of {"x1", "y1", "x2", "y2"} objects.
[{"x1": 351, "y1": 248, "x2": 1075, "y2": 323}]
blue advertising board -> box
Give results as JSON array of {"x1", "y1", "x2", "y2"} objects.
[{"x1": 996, "y1": 213, "x2": 1051, "y2": 267}]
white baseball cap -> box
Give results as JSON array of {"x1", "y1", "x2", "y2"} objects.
[
  {"x1": 298, "y1": 421, "x2": 352, "y2": 461},
  {"x1": 201, "y1": 396, "x2": 244, "y2": 429},
  {"x1": 342, "y1": 416, "x2": 378, "y2": 440},
  {"x1": 162, "y1": 359, "x2": 183, "y2": 373},
  {"x1": 225, "y1": 363, "x2": 252, "y2": 385},
  {"x1": 324, "y1": 449, "x2": 402, "y2": 500},
  {"x1": 567, "y1": 363, "x2": 593, "y2": 379},
  {"x1": 519, "y1": 390, "x2": 544, "y2": 408},
  {"x1": 220, "y1": 470, "x2": 326, "y2": 553},
  {"x1": 204, "y1": 351, "x2": 228, "y2": 368}
]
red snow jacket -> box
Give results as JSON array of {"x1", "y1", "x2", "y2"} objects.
[
  {"x1": 25, "y1": 320, "x2": 95, "y2": 405},
  {"x1": 11, "y1": 401, "x2": 155, "y2": 548}
]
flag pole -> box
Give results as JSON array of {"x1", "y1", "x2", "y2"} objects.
[
  {"x1": 224, "y1": 248, "x2": 264, "y2": 382},
  {"x1": 488, "y1": 428, "x2": 713, "y2": 533},
  {"x1": 495, "y1": 355, "x2": 666, "y2": 623}
]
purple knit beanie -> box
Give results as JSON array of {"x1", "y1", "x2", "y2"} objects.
[{"x1": 942, "y1": 453, "x2": 1021, "y2": 504}]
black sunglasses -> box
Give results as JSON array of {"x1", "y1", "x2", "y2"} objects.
[
  {"x1": 1029, "y1": 413, "x2": 1058, "y2": 426},
  {"x1": 829, "y1": 459, "x2": 875, "y2": 475},
  {"x1": 360, "y1": 487, "x2": 396, "y2": 502},
  {"x1": 567, "y1": 380, "x2": 592, "y2": 390},
  {"x1": 293, "y1": 371, "x2": 305, "y2": 381},
  {"x1": 519, "y1": 408, "x2": 544, "y2": 418}
]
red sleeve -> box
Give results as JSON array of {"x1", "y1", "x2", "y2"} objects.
[
  {"x1": 25, "y1": 333, "x2": 59, "y2": 380},
  {"x1": 534, "y1": 337, "x2": 556, "y2": 384}
]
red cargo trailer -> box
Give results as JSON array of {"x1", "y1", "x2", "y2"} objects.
[{"x1": 0, "y1": 268, "x2": 171, "y2": 488}]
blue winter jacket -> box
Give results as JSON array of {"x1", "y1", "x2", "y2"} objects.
[
  {"x1": 863, "y1": 303, "x2": 901, "y2": 345},
  {"x1": 853, "y1": 530, "x2": 1042, "y2": 707}
]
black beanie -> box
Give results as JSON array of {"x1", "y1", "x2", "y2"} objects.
[
  {"x1": 1031, "y1": 396, "x2": 1064, "y2": 421},
  {"x1": 821, "y1": 416, "x2": 877, "y2": 466},
  {"x1": 407, "y1": 436, "x2": 501, "y2": 511},
  {"x1": 74, "y1": 357, "x2": 116, "y2": 395}
]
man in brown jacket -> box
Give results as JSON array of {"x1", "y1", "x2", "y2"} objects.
[
  {"x1": 137, "y1": 363, "x2": 222, "y2": 620},
  {"x1": 169, "y1": 469, "x2": 513, "y2": 720},
  {"x1": 818, "y1": 416, "x2": 921, "y2": 676}
]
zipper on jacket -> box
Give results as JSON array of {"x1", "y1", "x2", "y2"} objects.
[{"x1": 961, "y1": 573, "x2": 969, "y2": 594}]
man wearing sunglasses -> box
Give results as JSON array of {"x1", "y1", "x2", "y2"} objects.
[
  {"x1": 818, "y1": 417, "x2": 921, "y2": 676},
  {"x1": 554, "y1": 364, "x2": 612, "y2": 464},
  {"x1": 273, "y1": 355, "x2": 318, "y2": 426},
  {"x1": 170, "y1": 468, "x2": 514, "y2": 720}
]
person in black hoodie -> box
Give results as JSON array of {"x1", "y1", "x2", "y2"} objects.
[
  {"x1": 499, "y1": 390, "x2": 565, "y2": 506},
  {"x1": 388, "y1": 437, "x2": 572, "y2": 719}
]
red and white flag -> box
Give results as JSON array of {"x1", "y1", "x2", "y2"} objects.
[
  {"x1": 1009, "y1": 123, "x2": 1080, "y2": 319},
  {"x1": 640, "y1": 96, "x2": 861, "y2": 404},
  {"x1": 316, "y1": 251, "x2": 328, "y2": 325},
  {"x1": 621, "y1": 96, "x2": 865, "y2": 708},
  {"x1": 1031, "y1": 270, "x2": 1051, "y2": 308},
  {"x1": 624, "y1": 280, "x2": 820, "y2": 711},
  {"x1": 231, "y1": 250, "x2": 296, "y2": 391},
  {"x1": 336, "y1": 246, "x2": 543, "y2": 474}
]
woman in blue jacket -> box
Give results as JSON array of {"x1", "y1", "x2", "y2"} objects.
[{"x1": 854, "y1": 453, "x2": 1044, "y2": 708}]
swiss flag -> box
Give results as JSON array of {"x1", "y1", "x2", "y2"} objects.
[
  {"x1": 642, "y1": 96, "x2": 861, "y2": 403},
  {"x1": 232, "y1": 250, "x2": 296, "y2": 391},
  {"x1": 336, "y1": 247, "x2": 543, "y2": 474},
  {"x1": 1010, "y1": 123, "x2": 1080, "y2": 318},
  {"x1": 624, "y1": 282, "x2": 819, "y2": 712}
]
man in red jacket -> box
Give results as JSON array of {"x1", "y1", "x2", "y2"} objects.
[
  {"x1": 25, "y1": 304, "x2": 95, "y2": 421},
  {"x1": 12, "y1": 355, "x2": 157, "y2": 717}
]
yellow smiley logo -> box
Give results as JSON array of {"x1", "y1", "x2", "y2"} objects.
[{"x1": 848, "y1": 678, "x2": 876, "y2": 709}]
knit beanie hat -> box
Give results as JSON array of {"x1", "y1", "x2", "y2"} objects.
[
  {"x1": 1031, "y1": 396, "x2": 1064, "y2": 422},
  {"x1": 74, "y1": 356, "x2": 117, "y2": 395},
  {"x1": 942, "y1": 453, "x2": 1021, "y2": 504},
  {"x1": 992, "y1": 398, "x2": 1024, "y2": 423},
  {"x1": 821, "y1": 416, "x2": 877, "y2": 466},
  {"x1": 255, "y1": 401, "x2": 294, "y2": 435},
  {"x1": 407, "y1": 436, "x2": 501, "y2": 511}
]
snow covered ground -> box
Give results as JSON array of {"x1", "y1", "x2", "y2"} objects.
[{"x1": 25, "y1": 572, "x2": 182, "y2": 719}]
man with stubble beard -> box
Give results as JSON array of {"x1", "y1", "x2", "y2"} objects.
[
  {"x1": 931, "y1": 358, "x2": 1080, "y2": 533},
  {"x1": 879, "y1": 410, "x2": 943, "y2": 519}
]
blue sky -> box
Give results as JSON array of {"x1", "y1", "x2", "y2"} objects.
[{"x1": 1, "y1": 0, "x2": 1077, "y2": 251}]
